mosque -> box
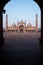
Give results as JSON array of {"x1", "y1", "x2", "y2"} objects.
[{"x1": 6, "y1": 14, "x2": 38, "y2": 32}]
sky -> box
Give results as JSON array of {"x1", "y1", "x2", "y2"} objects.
[{"x1": 3, "y1": 0, "x2": 41, "y2": 28}]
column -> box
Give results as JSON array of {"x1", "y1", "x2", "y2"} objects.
[
  {"x1": 40, "y1": 10, "x2": 43, "y2": 44},
  {"x1": 0, "y1": 11, "x2": 4, "y2": 46}
]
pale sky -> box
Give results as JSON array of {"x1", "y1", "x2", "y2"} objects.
[{"x1": 3, "y1": 0, "x2": 41, "y2": 28}]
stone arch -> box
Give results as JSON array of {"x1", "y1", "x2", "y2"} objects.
[
  {"x1": 34, "y1": 0, "x2": 43, "y2": 44},
  {"x1": 0, "y1": 0, "x2": 43, "y2": 46},
  {"x1": 34, "y1": 0, "x2": 41, "y2": 10}
]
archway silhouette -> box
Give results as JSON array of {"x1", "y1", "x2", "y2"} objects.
[
  {"x1": 0, "y1": 0, "x2": 43, "y2": 65},
  {"x1": 0, "y1": 0, "x2": 43, "y2": 46},
  {"x1": 3, "y1": 1, "x2": 38, "y2": 39}
]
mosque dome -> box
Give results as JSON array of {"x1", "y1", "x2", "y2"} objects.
[
  {"x1": 19, "y1": 20, "x2": 25, "y2": 24},
  {"x1": 27, "y1": 23, "x2": 32, "y2": 27},
  {"x1": 12, "y1": 23, "x2": 16, "y2": 27}
]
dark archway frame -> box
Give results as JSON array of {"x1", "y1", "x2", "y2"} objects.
[{"x1": 0, "y1": 0, "x2": 43, "y2": 46}]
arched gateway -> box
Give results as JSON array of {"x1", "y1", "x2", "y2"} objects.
[
  {"x1": 18, "y1": 21, "x2": 26, "y2": 32},
  {"x1": 0, "y1": 0, "x2": 43, "y2": 46},
  {"x1": 19, "y1": 25, "x2": 24, "y2": 32}
]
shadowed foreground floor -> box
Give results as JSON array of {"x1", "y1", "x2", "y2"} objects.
[{"x1": 0, "y1": 32, "x2": 43, "y2": 65}]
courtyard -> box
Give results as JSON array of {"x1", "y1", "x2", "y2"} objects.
[
  {"x1": 3, "y1": 32, "x2": 40, "y2": 49},
  {"x1": 0, "y1": 32, "x2": 43, "y2": 65}
]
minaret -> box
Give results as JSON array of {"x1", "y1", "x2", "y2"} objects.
[
  {"x1": 36, "y1": 14, "x2": 38, "y2": 32},
  {"x1": 25, "y1": 20, "x2": 26, "y2": 32},
  {"x1": 17, "y1": 20, "x2": 19, "y2": 32},
  {"x1": 6, "y1": 14, "x2": 8, "y2": 32}
]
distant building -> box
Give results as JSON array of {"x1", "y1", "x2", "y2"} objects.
[{"x1": 6, "y1": 14, "x2": 38, "y2": 32}]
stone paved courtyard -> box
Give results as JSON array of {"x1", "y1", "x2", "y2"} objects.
[
  {"x1": 0, "y1": 32, "x2": 43, "y2": 65},
  {"x1": 3, "y1": 32, "x2": 40, "y2": 49}
]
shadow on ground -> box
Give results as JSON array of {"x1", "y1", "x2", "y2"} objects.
[{"x1": 0, "y1": 32, "x2": 43, "y2": 65}]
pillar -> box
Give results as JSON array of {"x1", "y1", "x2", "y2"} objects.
[
  {"x1": 0, "y1": 10, "x2": 5, "y2": 46},
  {"x1": 40, "y1": 10, "x2": 43, "y2": 44}
]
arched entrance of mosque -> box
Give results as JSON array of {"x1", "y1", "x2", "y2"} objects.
[
  {"x1": 19, "y1": 25, "x2": 24, "y2": 32},
  {"x1": 0, "y1": 0, "x2": 43, "y2": 46}
]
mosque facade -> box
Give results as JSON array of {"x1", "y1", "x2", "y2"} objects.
[{"x1": 6, "y1": 14, "x2": 38, "y2": 32}]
